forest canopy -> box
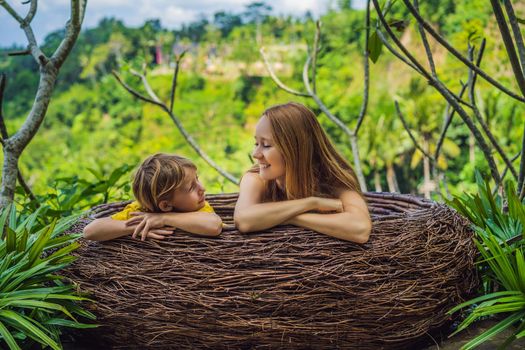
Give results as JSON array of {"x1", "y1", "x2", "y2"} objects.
[{"x1": 1, "y1": 0, "x2": 523, "y2": 206}]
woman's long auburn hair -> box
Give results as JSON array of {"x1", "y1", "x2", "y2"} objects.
[{"x1": 249, "y1": 102, "x2": 362, "y2": 201}]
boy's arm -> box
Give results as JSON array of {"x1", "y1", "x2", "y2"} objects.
[
  {"x1": 83, "y1": 217, "x2": 173, "y2": 242},
  {"x1": 83, "y1": 217, "x2": 135, "y2": 241},
  {"x1": 128, "y1": 211, "x2": 223, "y2": 240}
]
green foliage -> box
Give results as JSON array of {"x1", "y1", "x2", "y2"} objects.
[
  {"x1": 448, "y1": 172, "x2": 525, "y2": 349},
  {"x1": 367, "y1": 30, "x2": 383, "y2": 63},
  {"x1": 448, "y1": 234, "x2": 525, "y2": 349},
  {"x1": 16, "y1": 164, "x2": 133, "y2": 221},
  {"x1": 446, "y1": 171, "x2": 525, "y2": 243},
  {"x1": 2, "y1": 0, "x2": 523, "y2": 204},
  {"x1": 0, "y1": 206, "x2": 97, "y2": 350}
]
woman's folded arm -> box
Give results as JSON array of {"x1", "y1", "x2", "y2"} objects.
[{"x1": 286, "y1": 190, "x2": 372, "y2": 243}]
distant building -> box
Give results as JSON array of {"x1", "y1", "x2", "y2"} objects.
[{"x1": 155, "y1": 45, "x2": 163, "y2": 65}]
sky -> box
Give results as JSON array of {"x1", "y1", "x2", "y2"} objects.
[{"x1": 0, "y1": 0, "x2": 367, "y2": 47}]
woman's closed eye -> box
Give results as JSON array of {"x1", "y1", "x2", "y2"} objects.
[{"x1": 255, "y1": 142, "x2": 271, "y2": 148}]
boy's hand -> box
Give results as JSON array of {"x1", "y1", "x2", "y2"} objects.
[{"x1": 127, "y1": 212, "x2": 174, "y2": 241}]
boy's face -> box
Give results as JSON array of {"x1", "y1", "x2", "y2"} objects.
[{"x1": 162, "y1": 167, "x2": 206, "y2": 212}]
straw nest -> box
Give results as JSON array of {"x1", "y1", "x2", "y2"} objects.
[{"x1": 64, "y1": 192, "x2": 478, "y2": 349}]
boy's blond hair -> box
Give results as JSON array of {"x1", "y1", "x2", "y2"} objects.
[{"x1": 132, "y1": 153, "x2": 196, "y2": 212}]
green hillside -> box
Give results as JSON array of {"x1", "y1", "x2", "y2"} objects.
[{"x1": 1, "y1": 0, "x2": 523, "y2": 206}]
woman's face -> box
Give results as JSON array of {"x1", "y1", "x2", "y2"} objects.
[{"x1": 253, "y1": 115, "x2": 286, "y2": 184}]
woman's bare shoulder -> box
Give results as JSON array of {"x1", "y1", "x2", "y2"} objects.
[
  {"x1": 236, "y1": 172, "x2": 265, "y2": 208},
  {"x1": 338, "y1": 189, "x2": 369, "y2": 213},
  {"x1": 240, "y1": 172, "x2": 264, "y2": 187}
]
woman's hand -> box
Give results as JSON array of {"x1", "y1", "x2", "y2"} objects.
[
  {"x1": 126, "y1": 212, "x2": 174, "y2": 241},
  {"x1": 312, "y1": 197, "x2": 344, "y2": 213}
]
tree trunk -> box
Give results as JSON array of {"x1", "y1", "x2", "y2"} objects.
[
  {"x1": 0, "y1": 0, "x2": 86, "y2": 208},
  {"x1": 422, "y1": 136, "x2": 432, "y2": 199},
  {"x1": 0, "y1": 65, "x2": 58, "y2": 207},
  {"x1": 349, "y1": 134, "x2": 367, "y2": 192},
  {"x1": 440, "y1": 172, "x2": 452, "y2": 200},
  {"x1": 469, "y1": 132, "x2": 476, "y2": 164},
  {"x1": 0, "y1": 145, "x2": 19, "y2": 207},
  {"x1": 386, "y1": 162, "x2": 400, "y2": 193},
  {"x1": 374, "y1": 168, "x2": 382, "y2": 192}
]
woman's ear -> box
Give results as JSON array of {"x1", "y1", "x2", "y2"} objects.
[{"x1": 158, "y1": 200, "x2": 172, "y2": 212}]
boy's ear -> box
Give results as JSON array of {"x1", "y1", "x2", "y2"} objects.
[{"x1": 158, "y1": 200, "x2": 172, "y2": 212}]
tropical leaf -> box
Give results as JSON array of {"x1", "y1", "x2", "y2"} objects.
[
  {"x1": 43, "y1": 318, "x2": 98, "y2": 329},
  {"x1": 0, "y1": 310, "x2": 61, "y2": 350},
  {"x1": 459, "y1": 311, "x2": 525, "y2": 350},
  {"x1": 0, "y1": 204, "x2": 12, "y2": 240},
  {"x1": 0, "y1": 207, "x2": 96, "y2": 349},
  {"x1": 0, "y1": 320, "x2": 21, "y2": 350},
  {"x1": 367, "y1": 29, "x2": 383, "y2": 63},
  {"x1": 449, "y1": 171, "x2": 525, "y2": 349}
]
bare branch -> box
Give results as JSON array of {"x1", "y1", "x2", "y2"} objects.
[
  {"x1": 468, "y1": 41, "x2": 484, "y2": 95},
  {"x1": 372, "y1": 0, "x2": 432, "y2": 81},
  {"x1": 0, "y1": 74, "x2": 8, "y2": 140},
  {"x1": 500, "y1": 0, "x2": 525, "y2": 197},
  {"x1": 52, "y1": 0, "x2": 86, "y2": 67},
  {"x1": 23, "y1": 28, "x2": 47, "y2": 65},
  {"x1": 519, "y1": 120, "x2": 525, "y2": 199},
  {"x1": 259, "y1": 47, "x2": 310, "y2": 97},
  {"x1": 311, "y1": 21, "x2": 321, "y2": 94},
  {"x1": 0, "y1": 0, "x2": 87, "y2": 207},
  {"x1": 302, "y1": 57, "x2": 352, "y2": 136},
  {"x1": 521, "y1": 178, "x2": 525, "y2": 201},
  {"x1": 489, "y1": 0, "x2": 525, "y2": 97},
  {"x1": 165, "y1": 109, "x2": 240, "y2": 184},
  {"x1": 354, "y1": 0, "x2": 371, "y2": 136},
  {"x1": 129, "y1": 69, "x2": 162, "y2": 103},
  {"x1": 401, "y1": 0, "x2": 525, "y2": 103},
  {"x1": 434, "y1": 82, "x2": 468, "y2": 160},
  {"x1": 0, "y1": 74, "x2": 38, "y2": 202},
  {"x1": 373, "y1": 0, "x2": 501, "y2": 185},
  {"x1": 376, "y1": 30, "x2": 422, "y2": 73},
  {"x1": 1, "y1": 0, "x2": 48, "y2": 65},
  {"x1": 6, "y1": 49, "x2": 31, "y2": 56},
  {"x1": 262, "y1": 5, "x2": 371, "y2": 191},
  {"x1": 413, "y1": 0, "x2": 437, "y2": 78},
  {"x1": 113, "y1": 67, "x2": 239, "y2": 185},
  {"x1": 112, "y1": 71, "x2": 165, "y2": 109},
  {"x1": 504, "y1": 0, "x2": 525, "y2": 76},
  {"x1": 302, "y1": 56, "x2": 367, "y2": 191},
  {"x1": 493, "y1": 150, "x2": 521, "y2": 196},
  {"x1": 439, "y1": 82, "x2": 501, "y2": 184},
  {"x1": 23, "y1": 0, "x2": 37, "y2": 24},
  {"x1": 374, "y1": 2, "x2": 471, "y2": 110},
  {"x1": 467, "y1": 40, "x2": 518, "y2": 180},
  {"x1": 394, "y1": 100, "x2": 433, "y2": 160},
  {"x1": 70, "y1": 0, "x2": 80, "y2": 26},
  {"x1": 169, "y1": 51, "x2": 187, "y2": 113},
  {"x1": 0, "y1": 1, "x2": 24, "y2": 23},
  {"x1": 17, "y1": 169, "x2": 37, "y2": 204}
]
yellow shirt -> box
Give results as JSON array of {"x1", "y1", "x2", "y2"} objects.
[{"x1": 111, "y1": 201, "x2": 215, "y2": 221}]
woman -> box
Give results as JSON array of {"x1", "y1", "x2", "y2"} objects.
[{"x1": 234, "y1": 102, "x2": 371, "y2": 243}]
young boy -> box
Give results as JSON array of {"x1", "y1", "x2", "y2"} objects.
[{"x1": 83, "y1": 154, "x2": 222, "y2": 241}]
